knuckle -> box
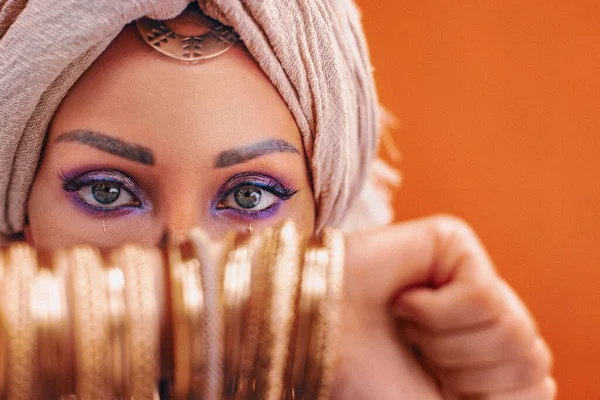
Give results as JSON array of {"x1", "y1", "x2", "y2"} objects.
[
  {"x1": 496, "y1": 315, "x2": 533, "y2": 354},
  {"x1": 534, "y1": 338, "x2": 554, "y2": 375},
  {"x1": 429, "y1": 214, "x2": 477, "y2": 240},
  {"x1": 466, "y1": 280, "x2": 500, "y2": 319},
  {"x1": 515, "y1": 342, "x2": 552, "y2": 386},
  {"x1": 515, "y1": 377, "x2": 557, "y2": 400},
  {"x1": 514, "y1": 363, "x2": 540, "y2": 388},
  {"x1": 543, "y1": 377, "x2": 558, "y2": 399},
  {"x1": 431, "y1": 214, "x2": 475, "y2": 236},
  {"x1": 427, "y1": 214, "x2": 492, "y2": 279}
]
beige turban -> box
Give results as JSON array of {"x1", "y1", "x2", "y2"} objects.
[{"x1": 0, "y1": 0, "x2": 396, "y2": 240}]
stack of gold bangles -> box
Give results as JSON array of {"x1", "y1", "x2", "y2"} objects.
[{"x1": 0, "y1": 220, "x2": 344, "y2": 399}]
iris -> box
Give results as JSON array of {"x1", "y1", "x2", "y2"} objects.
[
  {"x1": 91, "y1": 182, "x2": 120, "y2": 204},
  {"x1": 234, "y1": 186, "x2": 262, "y2": 209}
]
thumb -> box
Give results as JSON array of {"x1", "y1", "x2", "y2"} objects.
[{"x1": 344, "y1": 215, "x2": 501, "y2": 331}]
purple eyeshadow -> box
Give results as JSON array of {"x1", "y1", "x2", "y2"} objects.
[
  {"x1": 210, "y1": 172, "x2": 298, "y2": 221},
  {"x1": 59, "y1": 168, "x2": 297, "y2": 222},
  {"x1": 59, "y1": 168, "x2": 150, "y2": 217},
  {"x1": 65, "y1": 192, "x2": 147, "y2": 218},
  {"x1": 211, "y1": 199, "x2": 283, "y2": 221},
  {"x1": 213, "y1": 172, "x2": 297, "y2": 200}
]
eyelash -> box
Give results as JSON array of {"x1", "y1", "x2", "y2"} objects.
[
  {"x1": 60, "y1": 169, "x2": 146, "y2": 213},
  {"x1": 59, "y1": 169, "x2": 298, "y2": 217},
  {"x1": 214, "y1": 174, "x2": 299, "y2": 218},
  {"x1": 218, "y1": 179, "x2": 298, "y2": 204}
]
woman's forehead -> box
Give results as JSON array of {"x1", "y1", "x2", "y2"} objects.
[{"x1": 47, "y1": 24, "x2": 304, "y2": 162}]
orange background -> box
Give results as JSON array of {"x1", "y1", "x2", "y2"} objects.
[{"x1": 356, "y1": 1, "x2": 600, "y2": 398}]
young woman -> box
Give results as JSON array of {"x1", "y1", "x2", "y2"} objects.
[{"x1": 0, "y1": 0, "x2": 554, "y2": 398}]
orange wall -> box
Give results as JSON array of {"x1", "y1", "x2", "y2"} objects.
[{"x1": 356, "y1": 1, "x2": 600, "y2": 398}]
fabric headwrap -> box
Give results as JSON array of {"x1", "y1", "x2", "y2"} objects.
[{"x1": 0, "y1": 0, "x2": 396, "y2": 241}]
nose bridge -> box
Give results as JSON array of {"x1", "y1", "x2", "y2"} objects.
[
  {"x1": 165, "y1": 212, "x2": 196, "y2": 244},
  {"x1": 160, "y1": 178, "x2": 203, "y2": 244}
]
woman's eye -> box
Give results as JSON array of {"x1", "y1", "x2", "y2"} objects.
[
  {"x1": 77, "y1": 181, "x2": 140, "y2": 209},
  {"x1": 219, "y1": 185, "x2": 277, "y2": 211}
]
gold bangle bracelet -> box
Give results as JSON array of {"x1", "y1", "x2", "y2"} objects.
[
  {"x1": 188, "y1": 228, "x2": 228, "y2": 400},
  {"x1": 223, "y1": 238, "x2": 253, "y2": 397},
  {"x1": 69, "y1": 246, "x2": 112, "y2": 400},
  {"x1": 31, "y1": 265, "x2": 73, "y2": 398},
  {"x1": 119, "y1": 246, "x2": 161, "y2": 400},
  {"x1": 2, "y1": 244, "x2": 37, "y2": 400},
  {"x1": 306, "y1": 246, "x2": 329, "y2": 398},
  {"x1": 235, "y1": 234, "x2": 267, "y2": 399},
  {"x1": 105, "y1": 266, "x2": 128, "y2": 398},
  {"x1": 317, "y1": 228, "x2": 345, "y2": 400},
  {"x1": 169, "y1": 243, "x2": 192, "y2": 398},
  {"x1": 0, "y1": 220, "x2": 344, "y2": 400},
  {"x1": 168, "y1": 241, "x2": 206, "y2": 400},
  {"x1": 262, "y1": 221, "x2": 302, "y2": 400},
  {"x1": 50, "y1": 253, "x2": 77, "y2": 397},
  {"x1": 288, "y1": 245, "x2": 327, "y2": 400},
  {"x1": 184, "y1": 255, "x2": 206, "y2": 400},
  {"x1": 287, "y1": 227, "x2": 345, "y2": 400}
]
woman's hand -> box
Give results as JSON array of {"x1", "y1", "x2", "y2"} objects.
[{"x1": 335, "y1": 215, "x2": 555, "y2": 400}]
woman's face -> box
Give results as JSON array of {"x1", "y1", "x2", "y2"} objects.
[{"x1": 26, "y1": 21, "x2": 315, "y2": 251}]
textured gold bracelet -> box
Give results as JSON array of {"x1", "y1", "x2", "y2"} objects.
[
  {"x1": 169, "y1": 242, "x2": 191, "y2": 398},
  {"x1": 223, "y1": 237, "x2": 253, "y2": 398},
  {"x1": 31, "y1": 264, "x2": 73, "y2": 398},
  {"x1": 69, "y1": 246, "x2": 112, "y2": 399},
  {"x1": 50, "y1": 253, "x2": 78, "y2": 397},
  {"x1": 168, "y1": 241, "x2": 206, "y2": 400},
  {"x1": 287, "y1": 245, "x2": 327, "y2": 400},
  {"x1": 235, "y1": 234, "x2": 267, "y2": 399},
  {"x1": 118, "y1": 245, "x2": 161, "y2": 400},
  {"x1": 2, "y1": 244, "x2": 37, "y2": 400},
  {"x1": 317, "y1": 228, "x2": 345, "y2": 400},
  {"x1": 261, "y1": 221, "x2": 302, "y2": 400},
  {"x1": 184, "y1": 254, "x2": 206, "y2": 400},
  {"x1": 286, "y1": 227, "x2": 345, "y2": 400},
  {"x1": 0, "y1": 221, "x2": 343, "y2": 400},
  {"x1": 188, "y1": 228, "x2": 228, "y2": 400},
  {"x1": 105, "y1": 266, "x2": 128, "y2": 397}
]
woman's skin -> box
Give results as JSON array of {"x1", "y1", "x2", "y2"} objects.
[{"x1": 25, "y1": 12, "x2": 555, "y2": 400}]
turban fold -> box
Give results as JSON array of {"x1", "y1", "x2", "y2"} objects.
[{"x1": 0, "y1": 0, "x2": 395, "y2": 239}]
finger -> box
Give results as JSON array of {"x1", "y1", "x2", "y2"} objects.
[
  {"x1": 402, "y1": 318, "x2": 536, "y2": 368},
  {"x1": 393, "y1": 278, "x2": 502, "y2": 331},
  {"x1": 345, "y1": 215, "x2": 497, "y2": 310},
  {"x1": 496, "y1": 277, "x2": 539, "y2": 333},
  {"x1": 438, "y1": 338, "x2": 552, "y2": 394},
  {"x1": 390, "y1": 216, "x2": 501, "y2": 331},
  {"x1": 485, "y1": 377, "x2": 557, "y2": 400},
  {"x1": 392, "y1": 237, "x2": 535, "y2": 334},
  {"x1": 400, "y1": 284, "x2": 538, "y2": 367}
]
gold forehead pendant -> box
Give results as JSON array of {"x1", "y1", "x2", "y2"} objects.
[{"x1": 136, "y1": 6, "x2": 239, "y2": 62}]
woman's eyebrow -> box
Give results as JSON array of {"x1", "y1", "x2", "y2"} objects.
[
  {"x1": 215, "y1": 139, "x2": 300, "y2": 168},
  {"x1": 54, "y1": 130, "x2": 155, "y2": 166}
]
